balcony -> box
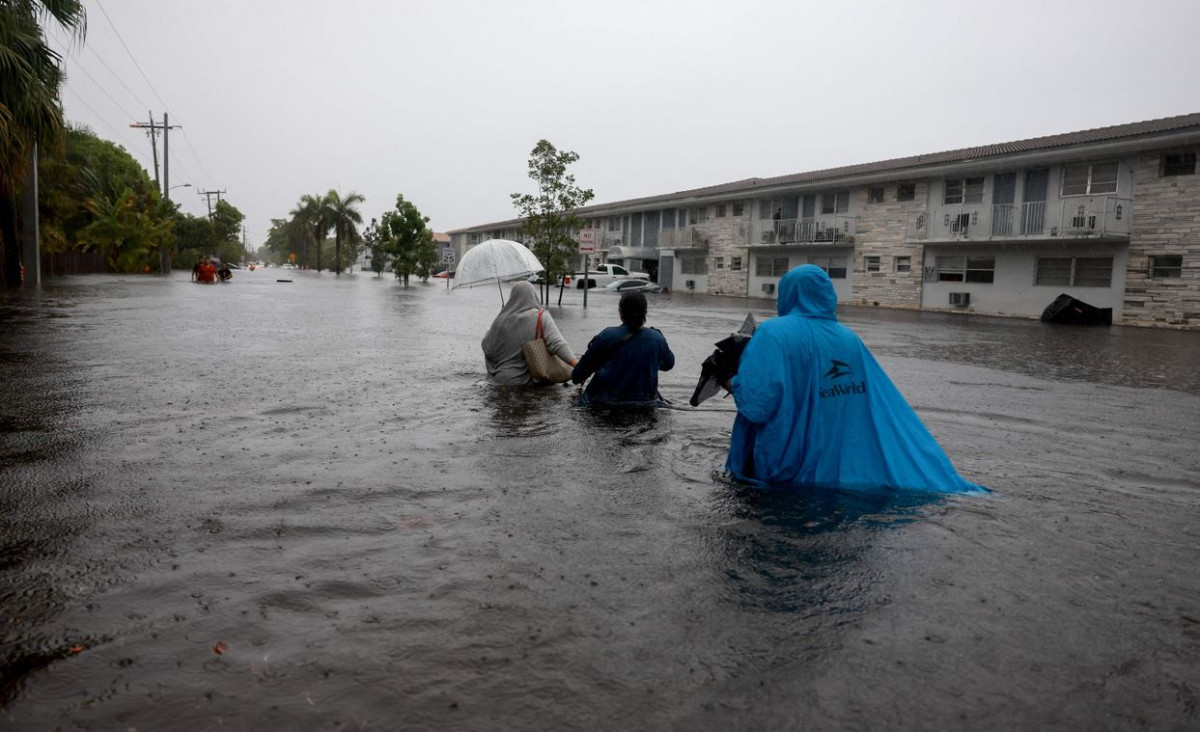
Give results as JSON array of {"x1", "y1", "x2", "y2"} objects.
[
  {"x1": 753, "y1": 216, "x2": 857, "y2": 246},
  {"x1": 657, "y1": 226, "x2": 710, "y2": 249},
  {"x1": 927, "y1": 197, "x2": 1131, "y2": 242}
]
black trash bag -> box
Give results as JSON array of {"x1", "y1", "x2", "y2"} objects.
[{"x1": 1041, "y1": 293, "x2": 1112, "y2": 325}]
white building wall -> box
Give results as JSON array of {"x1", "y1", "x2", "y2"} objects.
[{"x1": 921, "y1": 242, "x2": 1129, "y2": 318}]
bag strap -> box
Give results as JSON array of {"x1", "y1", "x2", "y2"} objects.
[{"x1": 535, "y1": 309, "x2": 545, "y2": 340}]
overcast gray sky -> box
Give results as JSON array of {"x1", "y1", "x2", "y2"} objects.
[{"x1": 51, "y1": 0, "x2": 1200, "y2": 245}]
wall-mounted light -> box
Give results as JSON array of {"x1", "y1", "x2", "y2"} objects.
[{"x1": 1115, "y1": 204, "x2": 1123, "y2": 221}]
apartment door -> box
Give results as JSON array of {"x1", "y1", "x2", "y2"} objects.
[
  {"x1": 800, "y1": 195, "x2": 816, "y2": 239},
  {"x1": 992, "y1": 173, "x2": 1016, "y2": 235},
  {"x1": 1022, "y1": 169, "x2": 1048, "y2": 235}
]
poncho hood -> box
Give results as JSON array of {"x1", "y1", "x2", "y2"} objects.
[{"x1": 778, "y1": 264, "x2": 837, "y2": 319}]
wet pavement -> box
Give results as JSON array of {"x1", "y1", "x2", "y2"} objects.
[{"x1": 2, "y1": 270, "x2": 1199, "y2": 730}]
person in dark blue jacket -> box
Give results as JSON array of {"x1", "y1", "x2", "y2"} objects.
[
  {"x1": 572, "y1": 291, "x2": 675, "y2": 406},
  {"x1": 727, "y1": 264, "x2": 986, "y2": 494}
]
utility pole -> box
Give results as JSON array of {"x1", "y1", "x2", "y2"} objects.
[
  {"x1": 197, "y1": 189, "x2": 225, "y2": 219},
  {"x1": 130, "y1": 112, "x2": 179, "y2": 273}
]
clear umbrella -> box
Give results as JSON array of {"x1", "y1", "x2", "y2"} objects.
[{"x1": 452, "y1": 239, "x2": 544, "y2": 304}]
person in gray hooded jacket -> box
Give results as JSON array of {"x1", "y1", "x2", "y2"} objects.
[{"x1": 481, "y1": 281, "x2": 577, "y2": 385}]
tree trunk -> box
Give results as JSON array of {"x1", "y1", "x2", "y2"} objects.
[
  {"x1": 315, "y1": 226, "x2": 322, "y2": 272},
  {"x1": 335, "y1": 227, "x2": 341, "y2": 275}
]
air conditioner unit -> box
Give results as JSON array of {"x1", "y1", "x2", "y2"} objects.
[
  {"x1": 949, "y1": 292, "x2": 970, "y2": 306},
  {"x1": 685, "y1": 280, "x2": 695, "y2": 290},
  {"x1": 762, "y1": 283, "x2": 776, "y2": 294}
]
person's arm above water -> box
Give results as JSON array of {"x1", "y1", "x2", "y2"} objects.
[
  {"x1": 539, "y1": 311, "x2": 577, "y2": 365},
  {"x1": 730, "y1": 328, "x2": 783, "y2": 425},
  {"x1": 571, "y1": 331, "x2": 608, "y2": 384},
  {"x1": 651, "y1": 328, "x2": 675, "y2": 372}
]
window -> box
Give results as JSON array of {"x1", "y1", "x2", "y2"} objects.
[
  {"x1": 713, "y1": 256, "x2": 725, "y2": 270},
  {"x1": 731, "y1": 256, "x2": 742, "y2": 271},
  {"x1": 821, "y1": 191, "x2": 849, "y2": 214},
  {"x1": 865, "y1": 256, "x2": 881, "y2": 272},
  {"x1": 693, "y1": 206, "x2": 708, "y2": 223},
  {"x1": 895, "y1": 256, "x2": 912, "y2": 273},
  {"x1": 897, "y1": 183, "x2": 916, "y2": 201},
  {"x1": 468, "y1": 233, "x2": 480, "y2": 245},
  {"x1": 1150, "y1": 255, "x2": 1183, "y2": 278},
  {"x1": 1062, "y1": 162, "x2": 1119, "y2": 196},
  {"x1": 608, "y1": 217, "x2": 621, "y2": 231},
  {"x1": 1035, "y1": 257, "x2": 1113, "y2": 287},
  {"x1": 759, "y1": 198, "x2": 786, "y2": 220},
  {"x1": 944, "y1": 177, "x2": 984, "y2": 204},
  {"x1": 937, "y1": 256, "x2": 995, "y2": 283},
  {"x1": 868, "y1": 187, "x2": 885, "y2": 203},
  {"x1": 680, "y1": 255, "x2": 708, "y2": 275},
  {"x1": 756, "y1": 256, "x2": 790, "y2": 277},
  {"x1": 716, "y1": 204, "x2": 727, "y2": 218},
  {"x1": 808, "y1": 256, "x2": 847, "y2": 279},
  {"x1": 732, "y1": 201, "x2": 745, "y2": 216},
  {"x1": 1163, "y1": 153, "x2": 1196, "y2": 176}
]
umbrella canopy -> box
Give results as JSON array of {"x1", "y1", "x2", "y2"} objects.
[{"x1": 452, "y1": 239, "x2": 543, "y2": 289}]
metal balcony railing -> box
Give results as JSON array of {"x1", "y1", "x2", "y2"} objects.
[
  {"x1": 755, "y1": 216, "x2": 857, "y2": 245},
  {"x1": 931, "y1": 198, "x2": 1131, "y2": 241}
]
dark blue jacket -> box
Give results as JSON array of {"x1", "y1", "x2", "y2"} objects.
[{"x1": 572, "y1": 324, "x2": 675, "y2": 406}]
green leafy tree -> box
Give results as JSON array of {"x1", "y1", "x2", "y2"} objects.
[
  {"x1": 326, "y1": 189, "x2": 364, "y2": 274},
  {"x1": 173, "y1": 212, "x2": 216, "y2": 268},
  {"x1": 381, "y1": 194, "x2": 434, "y2": 287},
  {"x1": 0, "y1": 0, "x2": 87, "y2": 285},
  {"x1": 361, "y1": 218, "x2": 389, "y2": 277},
  {"x1": 38, "y1": 124, "x2": 175, "y2": 272},
  {"x1": 510, "y1": 139, "x2": 594, "y2": 300},
  {"x1": 210, "y1": 199, "x2": 245, "y2": 264},
  {"x1": 80, "y1": 189, "x2": 174, "y2": 273}
]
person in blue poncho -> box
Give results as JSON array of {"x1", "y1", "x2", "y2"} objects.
[
  {"x1": 572, "y1": 291, "x2": 675, "y2": 406},
  {"x1": 727, "y1": 264, "x2": 986, "y2": 494}
]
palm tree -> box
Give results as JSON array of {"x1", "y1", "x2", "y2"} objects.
[
  {"x1": 294, "y1": 191, "x2": 333, "y2": 271},
  {"x1": 1, "y1": 0, "x2": 87, "y2": 285},
  {"x1": 291, "y1": 192, "x2": 328, "y2": 270},
  {"x1": 326, "y1": 189, "x2": 364, "y2": 275}
]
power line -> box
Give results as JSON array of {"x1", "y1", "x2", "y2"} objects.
[
  {"x1": 179, "y1": 128, "x2": 216, "y2": 184},
  {"x1": 61, "y1": 86, "x2": 145, "y2": 152},
  {"x1": 94, "y1": 0, "x2": 171, "y2": 112},
  {"x1": 83, "y1": 43, "x2": 152, "y2": 112},
  {"x1": 64, "y1": 55, "x2": 139, "y2": 121}
]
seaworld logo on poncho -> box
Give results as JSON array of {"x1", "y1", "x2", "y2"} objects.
[
  {"x1": 820, "y1": 359, "x2": 866, "y2": 398},
  {"x1": 823, "y1": 359, "x2": 853, "y2": 379},
  {"x1": 819, "y1": 380, "x2": 867, "y2": 399}
]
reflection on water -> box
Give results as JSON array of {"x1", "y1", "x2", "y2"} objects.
[{"x1": 1, "y1": 273, "x2": 1198, "y2": 730}]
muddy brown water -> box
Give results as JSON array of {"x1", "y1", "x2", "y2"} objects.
[{"x1": 1, "y1": 271, "x2": 1198, "y2": 730}]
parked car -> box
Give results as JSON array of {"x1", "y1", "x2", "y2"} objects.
[
  {"x1": 574, "y1": 263, "x2": 649, "y2": 289},
  {"x1": 604, "y1": 279, "x2": 666, "y2": 294}
]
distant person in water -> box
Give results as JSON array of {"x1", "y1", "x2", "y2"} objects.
[
  {"x1": 197, "y1": 260, "x2": 217, "y2": 284},
  {"x1": 481, "y1": 281, "x2": 577, "y2": 386},
  {"x1": 726, "y1": 264, "x2": 986, "y2": 494},
  {"x1": 217, "y1": 262, "x2": 232, "y2": 281},
  {"x1": 191, "y1": 259, "x2": 203, "y2": 282},
  {"x1": 572, "y1": 291, "x2": 675, "y2": 406}
]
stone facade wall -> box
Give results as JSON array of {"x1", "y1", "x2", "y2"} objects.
[
  {"x1": 694, "y1": 204, "x2": 751, "y2": 296},
  {"x1": 848, "y1": 180, "x2": 929, "y2": 307},
  {"x1": 1125, "y1": 149, "x2": 1200, "y2": 326}
]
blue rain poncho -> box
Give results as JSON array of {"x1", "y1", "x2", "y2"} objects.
[{"x1": 727, "y1": 265, "x2": 986, "y2": 494}]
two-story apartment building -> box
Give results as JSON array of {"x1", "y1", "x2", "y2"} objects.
[{"x1": 447, "y1": 114, "x2": 1200, "y2": 328}]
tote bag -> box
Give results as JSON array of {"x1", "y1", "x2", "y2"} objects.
[{"x1": 522, "y1": 309, "x2": 574, "y2": 384}]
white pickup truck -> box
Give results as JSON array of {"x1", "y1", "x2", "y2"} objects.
[{"x1": 573, "y1": 262, "x2": 649, "y2": 289}]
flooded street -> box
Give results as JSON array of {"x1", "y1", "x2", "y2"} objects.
[{"x1": 2, "y1": 270, "x2": 1199, "y2": 730}]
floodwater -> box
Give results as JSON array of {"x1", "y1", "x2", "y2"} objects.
[{"x1": 1, "y1": 270, "x2": 1198, "y2": 731}]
